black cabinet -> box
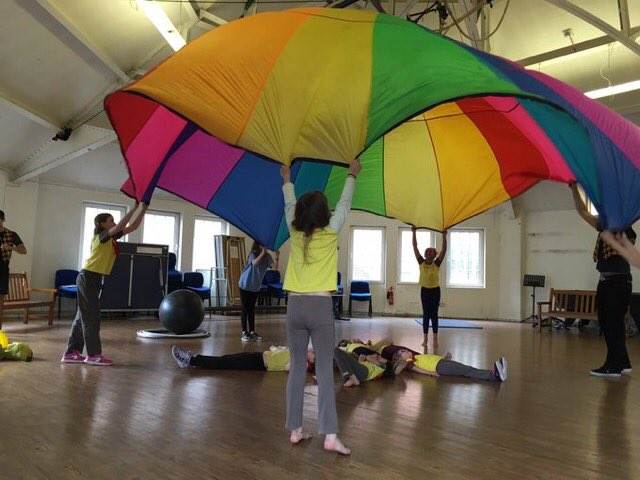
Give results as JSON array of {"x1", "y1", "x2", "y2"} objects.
[{"x1": 101, "y1": 243, "x2": 168, "y2": 312}]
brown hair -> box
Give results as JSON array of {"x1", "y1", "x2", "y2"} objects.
[
  {"x1": 292, "y1": 191, "x2": 331, "y2": 261},
  {"x1": 250, "y1": 240, "x2": 261, "y2": 257},
  {"x1": 94, "y1": 213, "x2": 113, "y2": 235}
]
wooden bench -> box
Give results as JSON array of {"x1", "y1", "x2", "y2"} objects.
[
  {"x1": 0, "y1": 273, "x2": 56, "y2": 328},
  {"x1": 537, "y1": 289, "x2": 597, "y2": 331}
]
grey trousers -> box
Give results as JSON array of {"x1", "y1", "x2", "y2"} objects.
[
  {"x1": 286, "y1": 295, "x2": 338, "y2": 435},
  {"x1": 435, "y1": 359, "x2": 496, "y2": 381},
  {"x1": 334, "y1": 348, "x2": 368, "y2": 383},
  {"x1": 66, "y1": 270, "x2": 103, "y2": 356}
]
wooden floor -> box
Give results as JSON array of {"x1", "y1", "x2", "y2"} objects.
[{"x1": 1, "y1": 314, "x2": 639, "y2": 480}]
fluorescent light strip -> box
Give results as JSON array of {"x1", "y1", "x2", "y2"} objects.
[
  {"x1": 585, "y1": 80, "x2": 640, "y2": 99},
  {"x1": 138, "y1": 0, "x2": 186, "y2": 52}
]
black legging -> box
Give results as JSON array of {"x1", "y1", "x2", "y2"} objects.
[
  {"x1": 597, "y1": 276, "x2": 632, "y2": 369},
  {"x1": 421, "y1": 287, "x2": 441, "y2": 334},
  {"x1": 190, "y1": 352, "x2": 266, "y2": 370},
  {"x1": 239, "y1": 288, "x2": 259, "y2": 332}
]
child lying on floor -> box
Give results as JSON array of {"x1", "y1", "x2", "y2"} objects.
[
  {"x1": 340, "y1": 338, "x2": 508, "y2": 382},
  {"x1": 171, "y1": 345, "x2": 315, "y2": 372}
]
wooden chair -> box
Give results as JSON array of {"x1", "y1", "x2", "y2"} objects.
[
  {"x1": 537, "y1": 289, "x2": 597, "y2": 331},
  {"x1": 0, "y1": 273, "x2": 56, "y2": 328}
]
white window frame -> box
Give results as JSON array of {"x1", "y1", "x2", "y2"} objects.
[
  {"x1": 142, "y1": 209, "x2": 182, "y2": 266},
  {"x1": 397, "y1": 228, "x2": 435, "y2": 284},
  {"x1": 191, "y1": 215, "x2": 228, "y2": 271},
  {"x1": 79, "y1": 201, "x2": 128, "y2": 269},
  {"x1": 446, "y1": 228, "x2": 486, "y2": 289},
  {"x1": 349, "y1": 226, "x2": 386, "y2": 284}
]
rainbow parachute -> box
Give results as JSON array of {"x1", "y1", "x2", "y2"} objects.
[{"x1": 106, "y1": 8, "x2": 640, "y2": 249}]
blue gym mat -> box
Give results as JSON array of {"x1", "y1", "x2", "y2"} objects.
[{"x1": 415, "y1": 318, "x2": 483, "y2": 329}]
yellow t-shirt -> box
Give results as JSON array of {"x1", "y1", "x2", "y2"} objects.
[
  {"x1": 84, "y1": 234, "x2": 118, "y2": 276},
  {"x1": 362, "y1": 361, "x2": 385, "y2": 381},
  {"x1": 263, "y1": 348, "x2": 291, "y2": 371},
  {"x1": 283, "y1": 228, "x2": 338, "y2": 293},
  {"x1": 414, "y1": 354, "x2": 443, "y2": 373},
  {"x1": 419, "y1": 262, "x2": 440, "y2": 288}
]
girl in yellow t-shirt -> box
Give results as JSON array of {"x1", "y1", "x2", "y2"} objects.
[
  {"x1": 281, "y1": 159, "x2": 360, "y2": 456},
  {"x1": 61, "y1": 202, "x2": 146, "y2": 367},
  {"x1": 412, "y1": 227, "x2": 447, "y2": 347}
]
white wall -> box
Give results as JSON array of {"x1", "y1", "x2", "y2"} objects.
[
  {"x1": 2, "y1": 180, "x2": 39, "y2": 279},
  {"x1": 30, "y1": 183, "x2": 251, "y2": 288},
  {"x1": 337, "y1": 208, "x2": 523, "y2": 321},
  {"x1": 8, "y1": 176, "x2": 617, "y2": 323},
  {"x1": 0, "y1": 169, "x2": 7, "y2": 210},
  {"x1": 522, "y1": 210, "x2": 640, "y2": 313}
]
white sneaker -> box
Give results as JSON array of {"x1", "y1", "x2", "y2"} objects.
[
  {"x1": 171, "y1": 345, "x2": 193, "y2": 368},
  {"x1": 494, "y1": 357, "x2": 507, "y2": 381}
]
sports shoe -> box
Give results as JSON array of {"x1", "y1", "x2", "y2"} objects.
[
  {"x1": 494, "y1": 357, "x2": 508, "y2": 381},
  {"x1": 393, "y1": 358, "x2": 409, "y2": 375},
  {"x1": 590, "y1": 366, "x2": 622, "y2": 378},
  {"x1": 171, "y1": 345, "x2": 193, "y2": 368},
  {"x1": 622, "y1": 360, "x2": 632, "y2": 375},
  {"x1": 250, "y1": 331, "x2": 263, "y2": 341},
  {"x1": 241, "y1": 331, "x2": 251, "y2": 342},
  {"x1": 61, "y1": 351, "x2": 86, "y2": 364},
  {"x1": 84, "y1": 355, "x2": 113, "y2": 366}
]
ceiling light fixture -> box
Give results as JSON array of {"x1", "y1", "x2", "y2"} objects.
[
  {"x1": 585, "y1": 80, "x2": 640, "y2": 99},
  {"x1": 137, "y1": 0, "x2": 186, "y2": 52}
]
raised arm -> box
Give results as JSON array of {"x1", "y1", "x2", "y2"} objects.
[
  {"x1": 329, "y1": 159, "x2": 361, "y2": 232},
  {"x1": 570, "y1": 183, "x2": 598, "y2": 230},
  {"x1": 435, "y1": 230, "x2": 447, "y2": 267},
  {"x1": 12, "y1": 233, "x2": 26, "y2": 255},
  {"x1": 120, "y1": 203, "x2": 148, "y2": 236},
  {"x1": 252, "y1": 247, "x2": 267, "y2": 265},
  {"x1": 281, "y1": 165, "x2": 296, "y2": 231},
  {"x1": 412, "y1": 227, "x2": 424, "y2": 264},
  {"x1": 600, "y1": 231, "x2": 640, "y2": 269}
]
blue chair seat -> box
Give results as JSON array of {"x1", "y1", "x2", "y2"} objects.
[
  {"x1": 58, "y1": 285, "x2": 78, "y2": 297},
  {"x1": 350, "y1": 292, "x2": 372, "y2": 299},
  {"x1": 187, "y1": 286, "x2": 210, "y2": 295}
]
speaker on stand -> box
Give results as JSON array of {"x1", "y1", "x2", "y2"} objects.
[{"x1": 523, "y1": 274, "x2": 546, "y2": 327}]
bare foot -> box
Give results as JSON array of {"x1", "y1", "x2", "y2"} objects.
[
  {"x1": 290, "y1": 429, "x2": 312, "y2": 444},
  {"x1": 343, "y1": 374, "x2": 360, "y2": 387},
  {"x1": 324, "y1": 435, "x2": 351, "y2": 455}
]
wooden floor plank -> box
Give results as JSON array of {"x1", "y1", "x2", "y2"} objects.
[{"x1": 0, "y1": 315, "x2": 638, "y2": 479}]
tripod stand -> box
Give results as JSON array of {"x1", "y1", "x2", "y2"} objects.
[{"x1": 522, "y1": 275, "x2": 545, "y2": 326}]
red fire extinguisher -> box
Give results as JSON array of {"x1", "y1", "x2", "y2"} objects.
[{"x1": 386, "y1": 286, "x2": 395, "y2": 306}]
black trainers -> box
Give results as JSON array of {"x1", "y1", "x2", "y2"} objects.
[
  {"x1": 622, "y1": 363, "x2": 632, "y2": 375},
  {"x1": 250, "y1": 331, "x2": 263, "y2": 341},
  {"x1": 590, "y1": 366, "x2": 622, "y2": 378}
]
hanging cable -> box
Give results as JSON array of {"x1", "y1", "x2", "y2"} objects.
[{"x1": 444, "y1": 0, "x2": 510, "y2": 43}]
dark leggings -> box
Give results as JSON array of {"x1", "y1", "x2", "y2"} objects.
[
  {"x1": 421, "y1": 287, "x2": 441, "y2": 334},
  {"x1": 597, "y1": 276, "x2": 632, "y2": 369},
  {"x1": 190, "y1": 352, "x2": 266, "y2": 370},
  {"x1": 240, "y1": 289, "x2": 259, "y2": 332}
]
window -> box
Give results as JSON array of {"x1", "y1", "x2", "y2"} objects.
[
  {"x1": 192, "y1": 217, "x2": 227, "y2": 271},
  {"x1": 447, "y1": 229, "x2": 485, "y2": 288},
  {"x1": 80, "y1": 202, "x2": 127, "y2": 268},
  {"x1": 351, "y1": 227, "x2": 385, "y2": 282},
  {"x1": 398, "y1": 229, "x2": 433, "y2": 283},
  {"x1": 142, "y1": 210, "x2": 181, "y2": 258}
]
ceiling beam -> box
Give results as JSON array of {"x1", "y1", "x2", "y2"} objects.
[
  {"x1": 199, "y1": 10, "x2": 228, "y2": 26},
  {"x1": 542, "y1": 0, "x2": 640, "y2": 57},
  {"x1": 0, "y1": 91, "x2": 60, "y2": 131},
  {"x1": 11, "y1": 125, "x2": 116, "y2": 183},
  {"x1": 32, "y1": 0, "x2": 131, "y2": 82},
  {"x1": 618, "y1": 0, "x2": 631, "y2": 35},
  {"x1": 518, "y1": 25, "x2": 640, "y2": 66}
]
